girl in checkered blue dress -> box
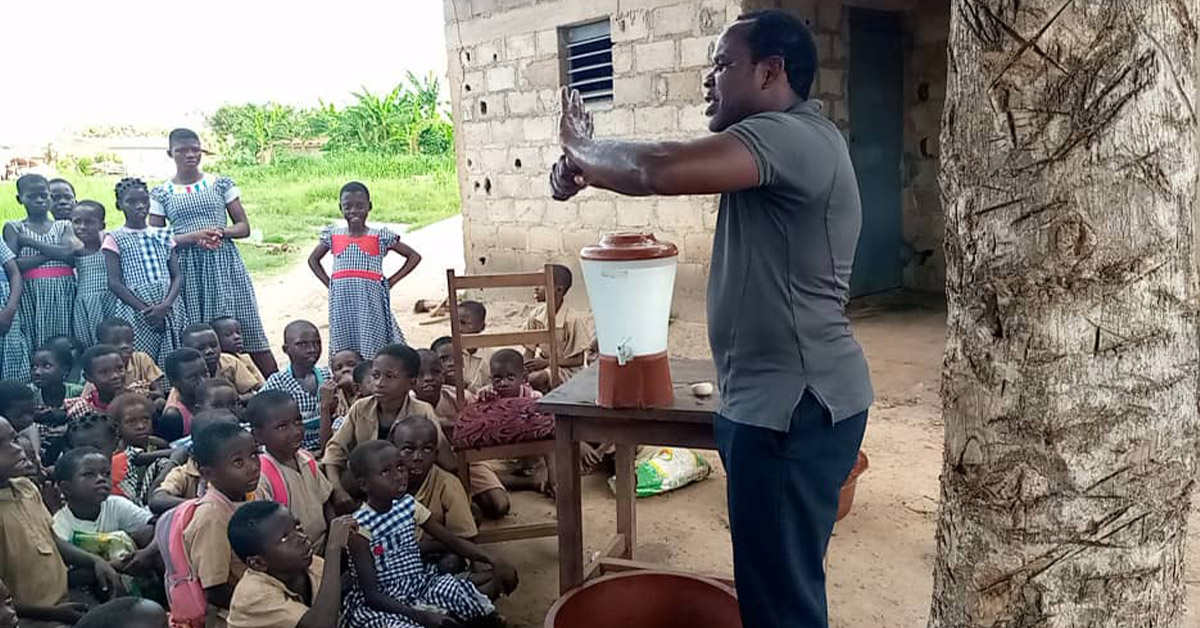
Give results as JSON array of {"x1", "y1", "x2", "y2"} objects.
[
  {"x1": 69, "y1": 201, "x2": 113, "y2": 348},
  {"x1": 148, "y1": 128, "x2": 277, "y2": 377},
  {"x1": 308, "y1": 182, "x2": 422, "y2": 360},
  {"x1": 4, "y1": 174, "x2": 79, "y2": 350},
  {"x1": 345, "y1": 440, "x2": 514, "y2": 628},
  {"x1": 0, "y1": 238, "x2": 29, "y2": 383},
  {"x1": 104, "y1": 178, "x2": 185, "y2": 367}
]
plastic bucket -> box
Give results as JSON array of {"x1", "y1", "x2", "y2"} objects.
[{"x1": 545, "y1": 571, "x2": 742, "y2": 628}]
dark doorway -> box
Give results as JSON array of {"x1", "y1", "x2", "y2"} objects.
[{"x1": 848, "y1": 8, "x2": 904, "y2": 296}]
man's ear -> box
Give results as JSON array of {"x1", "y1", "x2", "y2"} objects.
[{"x1": 761, "y1": 56, "x2": 787, "y2": 90}]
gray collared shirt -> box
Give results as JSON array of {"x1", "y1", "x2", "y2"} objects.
[{"x1": 708, "y1": 99, "x2": 873, "y2": 431}]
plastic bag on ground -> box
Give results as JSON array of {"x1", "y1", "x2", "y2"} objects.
[{"x1": 609, "y1": 447, "x2": 712, "y2": 498}]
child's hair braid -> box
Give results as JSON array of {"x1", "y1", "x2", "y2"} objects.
[{"x1": 114, "y1": 177, "x2": 148, "y2": 202}]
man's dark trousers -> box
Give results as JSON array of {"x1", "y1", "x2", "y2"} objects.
[{"x1": 715, "y1": 390, "x2": 868, "y2": 628}]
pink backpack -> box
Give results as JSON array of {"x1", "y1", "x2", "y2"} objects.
[
  {"x1": 259, "y1": 450, "x2": 319, "y2": 508},
  {"x1": 154, "y1": 496, "x2": 212, "y2": 628}
]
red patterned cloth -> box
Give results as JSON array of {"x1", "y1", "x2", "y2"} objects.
[{"x1": 452, "y1": 397, "x2": 554, "y2": 448}]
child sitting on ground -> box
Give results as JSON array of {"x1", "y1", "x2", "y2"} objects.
[
  {"x1": 322, "y1": 344, "x2": 439, "y2": 513},
  {"x1": 66, "y1": 345, "x2": 130, "y2": 419},
  {"x1": 181, "y1": 421, "x2": 263, "y2": 628},
  {"x1": 31, "y1": 341, "x2": 84, "y2": 465},
  {"x1": 0, "y1": 417, "x2": 124, "y2": 626},
  {"x1": 46, "y1": 335, "x2": 84, "y2": 386},
  {"x1": 414, "y1": 349, "x2": 472, "y2": 430},
  {"x1": 51, "y1": 447, "x2": 156, "y2": 578},
  {"x1": 75, "y1": 597, "x2": 168, "y2": 628},
  {"x1": 263, "y1": 321, "x2": 332, "y2": 452},
  {"x1": 197, "y1": 377, "x2": 242, "y2": 418},
  {"x1": 344, "y1": 441, "x2": 516, "y2": 628},
  {"x1": 109, "y1": 393, "x2": 177, "y2": 508},
  {"x1": 96, "y1": 318, "x2": 165, "y2": 399},
  {"x1": 226, "y1": 503, "x2": 356, "y2": 628},
  {"x1": 390, "y1": 417, "x2": 477, "y2": 542},
  {"x1": 211, "y1": 316, "x2": 265, "y2": 388},
  {"x1": 318, "y1": 348, "x2": 362, "y2": 450},
  {"x1": 448, "y1": 300, "x2": 494, "y2": 393},
  {"x1": 159, "y1": 348, "x2": 209, "y2": 442},
  {"x1": 248, "y1": 390, "x2": 334, "y2": 549},
  {"x1": 147, "y1": 409, "x2": 239, "y2": 515},
  {"x1": 0, "y1": 379, "x2": 40, "y2": 463},
  {"x1": 179, "y1": 323, "x2": 261, "y2": 403},
  {"x1": 456, "y1": 349, "x2": 557, "y2": 517},
  {"x1": 523, "y1": 264, "x2": 595, "y2": 392}
]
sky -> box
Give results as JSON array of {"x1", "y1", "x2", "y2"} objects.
[{"x1": 1, "y1": 0, "x2": 448, "y2": 144}]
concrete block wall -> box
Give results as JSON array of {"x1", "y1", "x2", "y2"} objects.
[{"x1": 444, "y1": 0, "x2": 742, "y2": 320}]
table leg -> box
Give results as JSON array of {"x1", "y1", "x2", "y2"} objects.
[
  {"x1": 556, "y1": 416, "x2": 583, "y2": 595},
  {"x1": 615, "y1": 443, "x2": 636, "y2": 560}
]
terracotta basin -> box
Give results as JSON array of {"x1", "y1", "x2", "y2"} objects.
[{"x1": 545, "y1": 571, "x2": 742, "y2": 628}]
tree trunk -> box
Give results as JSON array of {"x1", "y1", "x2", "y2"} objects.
[{"x1": 931, "y1": 2, "x2": 1199, "y2": 627}]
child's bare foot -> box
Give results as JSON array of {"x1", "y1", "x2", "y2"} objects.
[{"x1": 532, "y1": 465, "x2": 556, "y2": 500}]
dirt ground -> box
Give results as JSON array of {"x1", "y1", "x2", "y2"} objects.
[{"x1": 254, "y1": 217, "x2": 1200, "y2": 627}]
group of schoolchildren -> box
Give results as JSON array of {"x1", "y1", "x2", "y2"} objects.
[{"x1": 0, "y1": 130, "x2": 599, "y2": 627}]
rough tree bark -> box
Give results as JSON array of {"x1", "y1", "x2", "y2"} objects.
[{"x1": 931, "y1": 2, "x2": 1199, "y2": 627}]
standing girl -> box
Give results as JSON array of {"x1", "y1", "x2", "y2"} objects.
[
  {"x1": 105, "y1": 178, "x2": 185, "y2": 366},
  {"x1": 71, "y1": 201, "x2": 112, "y2": 348},
  {"x1": 0, "y1": 236, "x2": 28, "y2": 383},
  {"x1": 48, "y1": 178, "x2": 76, "y2": 222},
  {"x1": 308, "y1": 181, "x2": 421, "y2": 359},
  {"x1": 4, "y1": 174, "x2": 79, "y2": 349},
  {"x1": 148, "y1": 128, "x2": 276, "y2": 376}
]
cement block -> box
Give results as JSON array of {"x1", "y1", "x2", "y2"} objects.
[
  {"x1": 612, "y1": 45, "x2": 634, "y2": 74},
  {"x1": 685, "y1": 233, "x2": 713, "y2": 263},
  {"x1": 494, "y1": 174, "x2": 530, "y2": 198},
  {"x1": 652, "y1": 3, "x2": 696, "y2": 36},
  {"x1": 480, "y1": 147, "x2": 508, "y2": 172},
  {"x1": 483, "y1": 249, "x2": 522, "y2": 272},
  {"x1": 679, "y1": 36, "x2": 715, "y2": 67},
  {"x1": 613, "y1": 10, "x2": 649, "y2": 42},
  {"x1": 523, "y1": 115, "x2": 556, "y2": 142},
  {"x1": 663, "y1": 70, "x2": 702, "y2": 102},
  {"x1": 656, "y1": 197, "x2": 706, "y2": 232},
  {"x1": 463, "y1": 70, "x2": 485, "y2": 94},
  {"x1": 579, "y1": 200, "x2": 618, "y2": 227},
  {"x1": 819, "y1": 67, "x2": 843, "y2": 96},
  {"x1": 678, "y1": 105, "x2": 711, "y2": 133},
  {"x1": 593, "y1": 108, "x2": 634, "y2": 136},
  {"x1": 520, "y1": 58, "x2": 561, "y2": 91},
  {"x1": 545, "y1": 201, "x2": 580, "y2": 225},
  {"x1": 536, "y1": 29, "x2": 560, "y2": 58},
  {"x1": 614, "y1": 75, "x2": 655, "y2": 105},
  {"x1": 817, "y1": 2, "x2": 840, "y2": 31},
  {"x1": 489, "y1": 117, "x2": 524, "y2": 144},
  {"x1": 486, "y1": 65, "x2": 517, "y2": 91},
  {"x1": 702, "y1": 205, "x2": 719, "y2": 230},
  {"x1": 477, "y1": 39, "x2": 505, "y2": 64},
  {"x1": 463, "y1": 122, "x2": 490, "y2": 146},
  {"x1": 506, "y1": 33, "x2": 537, "y2": 59},
  {"x1": 529, "y1": 227, "x2": 563, "y2": 252},
  {"x1": 490, "y1": 199, "x2": 517, "y2": 224},
  {"x1": 507, "y1": 91, "x2": 539, "y2": 115},
  {"x1": 563, "y1": 230, "x2": 601, "y2": 258},
  {"x1": 497, "y1": 225, "x2": 529, "y2": 249},
  {"x1": 675, "y1": 263, "x2": 708, "y2": 294},
  {"x1": 633, "y1": 106, "x2": 678, "y2": 134},
  {"x1": 635, "y1": 40, "x2": 677, "y2": 72},
  {"x1": 616, "y1": 202, "x2": 655, "y2": 228},
  {"x1": 515, "y1": 199, "x2": 547, "y2": 224},
  {"x1": 698, "y1": 1, "x2": 725, "y2": 35}
]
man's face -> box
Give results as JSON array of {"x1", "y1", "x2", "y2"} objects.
[
  {"x1": 704, "y1": 22, "x2": 763, "y2": 133},
  {"x1": 415, "y1": 352, "x2": 444, "y2": 402},
  {"x1": 102, "y1": 327, "x2": 136, "y2": 367}
]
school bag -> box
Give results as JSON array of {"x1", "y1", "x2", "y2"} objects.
[
  {"x1": 154, "y1": 494, "x2": 215, "y2": 628},
  {"x1": 259, "y1": 450, "x2": 319, "y2": 508}
]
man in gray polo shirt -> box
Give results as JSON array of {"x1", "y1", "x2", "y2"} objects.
[{"x1": 551, "y1": 9, "x2": 872, "y2": 628}]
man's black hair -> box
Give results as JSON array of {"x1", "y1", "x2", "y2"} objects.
[
  {"x1": 47, "y1": 178, "x2": 76, "y2": 193},
  {"x1": 74, "y1": 200, "x2": 106, "y2": 218},
  {"x1": 738, "y1": 9, "x2": 819, "y2": 99},
  {"x1": 168, "y1": 128, "x2": 201, "y2": 147},
  {"x1": 339, "y1": 181, "x2": 370, "y2": 199},
  {"x1": 15, "y1": 173, "x2": 47, "y2": 195},
  {"x1": 80, "y1": 344, "x2": 121, "y2": 376},
  {"x1": 96, "y1": 317, "x2": 134, "y2": 343},
  {"x1": 245, "y1": 390, "x2": 296, "y2": 429},
  {"x1": 431, "y1": 336, "x2": 453, "y2": 351},
  {"x1": 114, "y1": 177, "x2": 147, "y2": 203},
  {"x1": 192, "y1": 420, "x2": 248, "y2": 467},
  {"x1": 53, "y1": 446, "x2": 104, "y2": 483},
  {"x1": 228, "y1": 500, "x2": 287, "y2": 561},
  {"x1": 460, "y1": 300, "x2": 486, "y2": 321},
  {"x1": 165, "y1": 347, "x2": 205, "y2": 380},
  {"x1": 375, "y1": 344, "x2": 421, "y2": 379}
]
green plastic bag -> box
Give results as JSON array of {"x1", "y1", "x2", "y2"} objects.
[{"x1": 610, "y1": 447, "x2": 712, "y2": 498}]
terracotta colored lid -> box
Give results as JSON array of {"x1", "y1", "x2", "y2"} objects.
[{"x1": 580, "y1": 233, "x2": 678, "y2": 261}]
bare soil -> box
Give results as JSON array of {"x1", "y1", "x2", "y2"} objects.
[{"x1": 255, "y1": 218, "x2": 1200, "y2": 628}]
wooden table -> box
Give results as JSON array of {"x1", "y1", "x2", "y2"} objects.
[{"x1": 537, "y1": 358, "x2": 722, "y2": 594}]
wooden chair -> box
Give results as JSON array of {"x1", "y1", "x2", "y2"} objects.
[{"x1": 446, "y1": 265, "x2": 561, "y2": 544}]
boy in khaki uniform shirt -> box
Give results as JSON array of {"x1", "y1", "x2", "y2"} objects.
[
  {"x1": 212, "y1": 316, "x2": 266, "y2": 388},
  {"x1": 524, "y1": 264, "x2": 595, "y2": 391},
  {"x1": 184, "y1": 422, "x2": 263, "y2": 628},
  {"x1": 0, "y1": 417, "x2": 122, "y2": 627},
  {"x1": 227, "y1": 503, "x2": 354, "y2": 628},
  {"x1": 321, "y1": 345, "x2": 439, "y2": 510}
]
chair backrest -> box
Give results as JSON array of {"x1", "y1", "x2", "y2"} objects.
[{"x1": 446, "y1": 265, "x2": 562, "y2": 408}]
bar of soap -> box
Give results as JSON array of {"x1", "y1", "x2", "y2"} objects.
[{"x1": 691, "y1": 382, "x2": 714, "y2": 397}]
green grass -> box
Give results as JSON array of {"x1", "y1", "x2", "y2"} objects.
[{"x1": 0, "y1": 152, "x2": 460, "y2": 276}]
